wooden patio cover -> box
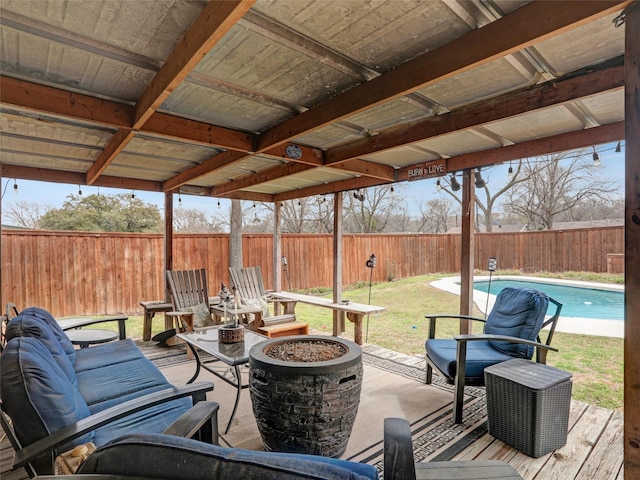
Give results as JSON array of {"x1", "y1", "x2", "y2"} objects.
[{"x1": 0, "y1": 1, "x2": 638, "y2": 476}]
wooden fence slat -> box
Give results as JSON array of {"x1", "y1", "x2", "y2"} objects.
[{"x1": 1, "y1": 227, "x2": 623, "y2": 317}]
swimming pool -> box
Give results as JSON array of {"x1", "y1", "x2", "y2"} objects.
[
  {"x1": 473, "y1": 278, "x2": 624, "y2": 321},
  {"x1": 429, "y1": 275, "x2": 624, "y2": 338}
]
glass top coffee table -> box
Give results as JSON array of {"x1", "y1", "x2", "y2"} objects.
[{"x1": 177, "y1": 328, "x2": 268, "y2": 434}]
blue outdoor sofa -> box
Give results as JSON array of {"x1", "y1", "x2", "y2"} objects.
[{"x1": 0, "y1": 307, "x2": 216, "y2": 476}]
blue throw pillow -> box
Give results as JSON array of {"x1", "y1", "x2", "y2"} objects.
[
  {"x1": 21, "y1": 306, "x2": 76, "y2": 364},
  {"x1": 5, "y1": 315, "x2": 77, "y2": 387},
  {"x1": 0, "y1": 337, "x2": 94, "y2": 450},
  {"x1": 484, "y1": 287, "x2": 549, "y2": 358}
]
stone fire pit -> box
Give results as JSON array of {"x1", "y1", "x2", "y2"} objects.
[{"x1": 249, "y1": 335, "x2": 362, "y2": 458}]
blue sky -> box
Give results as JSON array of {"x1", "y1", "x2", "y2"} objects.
[{"x1": 1, "y1": 142, "x2": 625, "y2": 224}]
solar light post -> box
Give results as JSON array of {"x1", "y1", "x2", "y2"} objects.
[
  {"x1": 485, "y1": 257, "x2": 497, "y2": 318},
  {"x1": 365, "y1": 254, "x2": 376, "y2": 342},
  {"x1": 282, "y1": 256, "x2": 290, "y2": 291}
]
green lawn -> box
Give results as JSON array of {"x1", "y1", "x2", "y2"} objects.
[{"x1": 87, "y1": 271, "x2": 624, "y2": 411}]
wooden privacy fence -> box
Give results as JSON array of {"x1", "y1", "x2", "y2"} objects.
[{"x1": 1, "y1": 226, "x2": 623, "y2": 317}]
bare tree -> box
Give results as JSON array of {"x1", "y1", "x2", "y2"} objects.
[
  {"x1": 436, "y1": 162, "x2": 525, "y2": 232},
  {"x1": 556, "y1": 196, "x2": 624, "y2": 222},
  {"x1": 3, "y1": 201, "x2": 51, "y2": 229},
  {"x1": 229, "y1": 199, "x2": 243, "y2": 268},
  {"x1": 416, "y1": 198, "x2": 454, "y2": 232},
  {"x1": 503, "y1": 151, "x2": 620, "y2": 230},
  {"x1": 343, "y1": 185, "x2": 408, "y2": 233},
  {"x1": 256, "y1": 196, "x2": 333, "y2": 233},
  {"x1": 173, "y1": 206, "x2": 225, "y2": 232}
]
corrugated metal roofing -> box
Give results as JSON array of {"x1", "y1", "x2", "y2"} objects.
[{"x1": 0, "y1": 0, "x2": 631, "y2": 201}]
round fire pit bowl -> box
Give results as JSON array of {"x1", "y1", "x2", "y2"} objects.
[{"x1": 249, "y1": 335, "x2": 362, "y2": 458}]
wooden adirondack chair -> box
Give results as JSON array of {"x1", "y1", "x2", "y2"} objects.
[
  {"x1": 165, "y1": 268, "x2": 218, "y2": 338},
  {"x1": 228, "y1": 266, "x2": 308, "y2": 338}
]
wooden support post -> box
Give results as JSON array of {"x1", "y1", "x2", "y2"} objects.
[
  {"x1": 624, "y1": 3, "x2": 640, "y2": 477},
  {"x1": 459, "y1": 169, "x2": 475, "y2": 334},
  {"x1": 273, "y1": 201, "x2": 283, "y2": 314},
  {"x1": 333, "y1": 192, "x2": 345, "y2": 337},
  {"x1": 164, "y1": 191, "x2": 173, "y2": 304}
]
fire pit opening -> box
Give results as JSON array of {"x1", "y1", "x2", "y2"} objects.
[{"x1": 263, "y1": 338, "x2": 347, "y2": 362}]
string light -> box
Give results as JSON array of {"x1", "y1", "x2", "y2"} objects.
[
  {"x1": 78, "y1": 185, "x2": 83, "y2": 196},
  {"x1": 508, "y1": 161, "x2": 514, "y2": 180},
  {"x1": 450, "y1": 174, "x2": 460, "y2": 192},
  {"x1": 13, "y1": 179, "x2": 18, "y2": 194},
  {"x1": 474, "y1": 170, "x2": 486, "y2": 188},
  {"x1": 592, "y1": 147, "x2": 600, "y2": 166},
  {"x1": 436, "y1": 179, "x2": 442, "y2": 191},
  {"x1": 178, "y1": 194, "x2": 182, "y2": 205},
  {"x1": 615, "y1": 141, "x2": 621, "y2": 153}
]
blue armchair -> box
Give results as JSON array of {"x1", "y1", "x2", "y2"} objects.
[{"x1": 425, "y1": 287, "x2": 562, "y2": 423}]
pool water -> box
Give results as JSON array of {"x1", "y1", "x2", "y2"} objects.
[{"x1": 473, "y1": 279, "x2": 624, "y2": 321}]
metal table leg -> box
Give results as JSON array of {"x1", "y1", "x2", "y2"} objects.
[{"x1": 183, "y1": 341, "x2": 245, "y2": 434}]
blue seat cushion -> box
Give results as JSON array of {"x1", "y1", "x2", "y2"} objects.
[
  {"x1": 484, "y1": 287, "x2": 549, "y2": 358},
  {"x1": 425, "y1": 338, "x2": 515, "y2": 384},
  {"x1": 5, "y1": 315, "x2": 77, "y2": 387},
  {"x1": 79, "y1": 433, "x2": 379, "y2": 480},
  {"x1": 74, "y1": 338, "x2": 146, "y2": 372},
  {"x1": 0, "y1": 337, "x2": 94, "y2": 450},
  {"x1": 78, "y1": 357, "x2": 174, "y2": 413},
  {"x1": 20, "y1": 306, "x2": 77, "y2": 364}
]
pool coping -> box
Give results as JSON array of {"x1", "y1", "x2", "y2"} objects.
[{"x1": 430, "y1": 275, "x2": 624, "y2": 339}]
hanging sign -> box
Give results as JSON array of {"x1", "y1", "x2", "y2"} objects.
[{"x1": 407, "y1": 159, "x2": 447, "y2": 181}]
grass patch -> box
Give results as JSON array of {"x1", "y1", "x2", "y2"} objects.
[{"x1": 73, "y1": 270, "x2": 623, "y2": 411}]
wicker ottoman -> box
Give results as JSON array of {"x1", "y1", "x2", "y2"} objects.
[{"x1": 484, "y1": 358, "x2": 572, "y2": 457}]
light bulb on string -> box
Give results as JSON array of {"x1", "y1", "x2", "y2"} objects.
[{"x1": 592, "y1": 147, "x2": 600, "y2": 166}]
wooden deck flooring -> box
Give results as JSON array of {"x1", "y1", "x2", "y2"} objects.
[{"x1": 1, "y1": 342, "x2": 624, "y2": 479}]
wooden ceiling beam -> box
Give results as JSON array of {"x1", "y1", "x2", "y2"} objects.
[
  {"x1": 133, "y1": 0, "x2": 255, "y2": 129},
  {"x1": 0, "y1": 76, "x2": 133, "y2": 127},
  {"x1": 213, "y1": 162, "x2": 315, "y2": 196},
  {"x1": 143, "y1": 112, "x2": 255, "y2": 152},
  {"x1": 280, "y1": 122, "x2": 624, "y2": 200},
  {"x1": 85, "y1": 129, "x2": 136, "y2": 185},
  {"x1": 255, "y1": 0, "x2": 631, "y2": 153},
  {"x1": 325, "y1": 61, "x2": 625, "y2": 165},
  {"x1": 162, "y1": 149, "x2": 248, "y2": 192},
  {"x1": 1, "y1": 164, "x2": 164, "y2": 192},
  {"x1": 330, "y1": 159, "x2": 395, "y2": 181},
  {"x1": 274, "y1": 175, "x2": 386, "y2": 202},
  {"x1": 395, "y1": 122, "x2": 625, "y2": 180},
  {"x1": 210, "y1": 156, "x2": 395, "y2": 197}
]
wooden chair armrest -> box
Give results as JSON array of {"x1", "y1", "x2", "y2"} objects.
[
  {"x1": 384, "y1": 417, "x2": 417, "y2": 480},
  {"x1": 13, "y1": 382, "x2": 214, "y2": 468}
]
